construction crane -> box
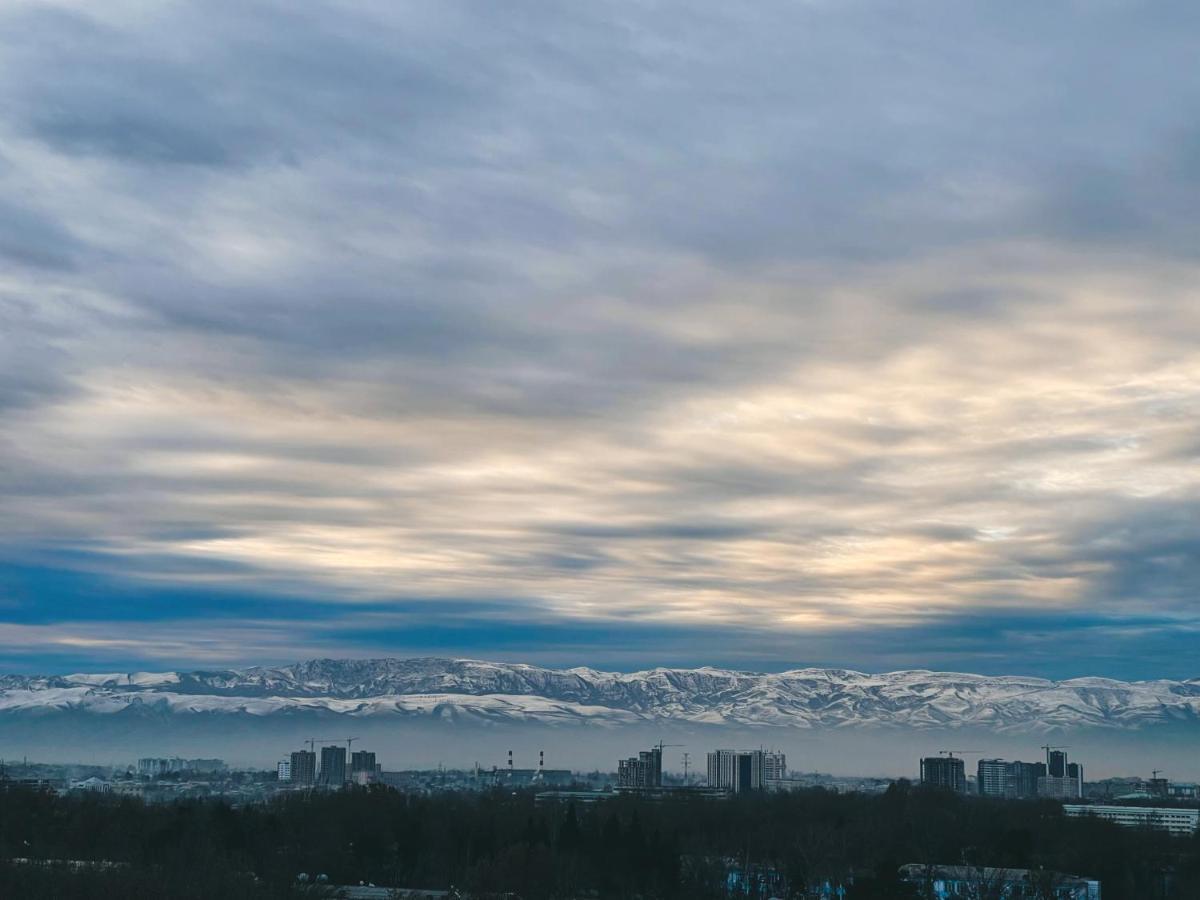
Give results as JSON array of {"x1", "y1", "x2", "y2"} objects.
[
  {"x1": 938, "y1": 749, "x2": 981, "y2": 758},
  {"x1": 682, "y1": 752, "x2": 691, "y2": 785}
]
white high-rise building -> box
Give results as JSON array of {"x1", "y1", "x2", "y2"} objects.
[
  {"x1": 763, "y1": 750, "x2": 787, "y2": 783},
  {"x1": 277, "y1": 760, "x2": 292, "y2": 782},
  {"x1": 707, "y1": 749, "x2": 769, "y2": 792}
]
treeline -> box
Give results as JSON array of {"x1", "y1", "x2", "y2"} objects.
[{"x1": 0, "y1": 781, "x2": 1198, "y2": 899}]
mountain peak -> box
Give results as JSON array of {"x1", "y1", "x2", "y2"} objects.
[{"x1": 3, "y1": 657, "x2": 1199, "y2": 732}]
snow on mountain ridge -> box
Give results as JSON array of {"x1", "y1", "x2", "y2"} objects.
[{"x1": 2, "y1": 658, "x2": 1199, "y2": 731}]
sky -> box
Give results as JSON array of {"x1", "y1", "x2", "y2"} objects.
[{"x1": 0, "y1": 0, "x2": 1198, "y2": 678}]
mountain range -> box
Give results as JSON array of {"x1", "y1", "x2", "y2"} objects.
[{"x1": 3, "y1": 658, "x2": 1200, "y2": 732}]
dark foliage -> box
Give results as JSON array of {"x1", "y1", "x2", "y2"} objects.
[{"x1": 0, "y1": 782, "x2": 1197, "y2": 898}]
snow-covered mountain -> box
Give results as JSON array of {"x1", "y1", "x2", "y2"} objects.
[{"x1": 3, "y1": 658, "x2": 1199, "y2": 732}]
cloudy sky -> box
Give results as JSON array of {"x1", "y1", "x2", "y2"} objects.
[{"x1": 1, "y1": 0, "x2": 1198, "y2": 677}]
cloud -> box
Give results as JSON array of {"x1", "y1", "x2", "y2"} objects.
[{"x1": 0, "y1": 0, "x2": 1198, "y2": 674}]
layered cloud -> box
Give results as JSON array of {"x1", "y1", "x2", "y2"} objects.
[{"x1": 0, "y1": 0, "x2": 1197, "y2": 673}]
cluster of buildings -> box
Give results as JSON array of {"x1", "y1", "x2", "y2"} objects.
[
  {"x1": 705, "y1": 748, "x2": 787, "y2": 793},
  {"x1": 918, "y1": 748, "x2": 1200, "y2": 838},
  {"x1": 617, "y1": 746, "x2": 663, "y2": 789},
  {"x1": 471, "y1": 750, "x2": 575, "y2": 788},
  {"x1": 279, "y1": 744, "x2": 381, "y2": 788},
  {"x1": 136, "y1": 757, "x2": 226, "y2": 777},
  {"x1": 920, "y1": 747, "x2": 1084, "y2": 799},
  {"x1": 1088, "y1": 774, "x2": 1200, "y2": 802},
  {"x1": 898, "y1": 864, "x2": 1101, "y2": 899},
  {"x1": 615, "y1": 745, "x2": 787, "y2": 794}
]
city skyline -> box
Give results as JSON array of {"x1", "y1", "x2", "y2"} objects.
[{"x1": 1, "y1": 1, "x2": 1199, "y2": 679}]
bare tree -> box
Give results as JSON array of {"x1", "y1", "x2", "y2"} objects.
[
  {"x1": 962, "y1": 865, "x2": 1016, "y2": 900},
  {"x1": 1027, "y1": 866, "x2": 1071, "y2": 900}
]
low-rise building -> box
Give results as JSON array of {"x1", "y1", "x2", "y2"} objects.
[
  {"x1": 1063, "y1": 804, "x2": 1200, "y2": 836},
  {"x1": 899, "y1": 864, "x2": 1100, "y2": 899},
  {"x1": 136, "y1": 757, "x2": 227, "y2": 776},
  {"x1": 920, "y1": 756, "x2": 967, "y2": 793}
]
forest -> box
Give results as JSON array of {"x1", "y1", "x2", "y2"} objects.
[{"x1": 0, "y1": 781, "x2": 1197, "y2": 898}]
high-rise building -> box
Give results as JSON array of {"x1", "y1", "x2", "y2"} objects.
[
  {"x1": 350, "y1": 750, "x2": 378, "y2": 784},
  {"x1": 277, "y1": 760, "x2": 292, "y2": 782},
  {"x1": 976, "y1": 759, "x2": 1046, "y2": 798},
  {"x1": 707, "y1": 750, "x2": 768, "y2": 792},
  {"x1": 1009, "y1": 761, "x2": 1047, "y2": 798},
  {"x1": 1039, "y1": 749, "x2": 1082, "y2": 798},
  {"x1": 976, "y1": 759, "x2": 1009, "y2": 797},
  {"x1": 920, "y1": 756, "x2": 967, "y2": 793},
  {"x1": 617, "y1": 747, "x2": 663, "y2": 790},
  {"x1": 1047, "y1": 750, "x2": 1067, "y2": 778},
  {"x1": 350, "y1": 750, "x2": 377, "y2": 775},
  {"x1": 1039, "y1": 775, "x2": 1083, "y2": 799},
  {"x1": 320, "y1": 746, "x2": 347, "y2": 787},
  {"x1": 290, "y1": 750, "x2": 317, "y2": 786},
  {"x1": 763, "y1": 750, "x2": 787, "y2": 783}
]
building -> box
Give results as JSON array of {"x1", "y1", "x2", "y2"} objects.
[
  {"x1": 320, "y1": 745, "x2": 347, "y2": 787},
  {"x1": 707, "y1": 750, "x2": 768, "y2": 793},
  {"x1": 763, "y1": 750, "x2": 787, "y2": 784},
  {"x1": 1010, "y1": 760, "x2": 1047, "y2": 798},
  {"x1": 1063, "y1": 804, "x2": 1200, "y2": 836},
  {"x1": 350, "y1": 750, "x2": 379, "y2": 785},
  {"x1": 1167, "y1": 782, "x2": 1199, "y2": 801},
  {"x1": 0, "y1": 777, "x2": 56, "y2": 795},
  {"x1": 976, "y1": 759, "x2": 1008, "y2": 797},
  {"x1": 277, "y1": 760, "x2": 292, "y2": 782},
  {"x1": 1039, "y1": 776, "x2": 1083, "y2": 800},
  {"x1": 1038, "y1": 749, "x2": 1082, "y2": 798},
  {"x1": 69, "y1": 777, "x2": 113, "y2": 793},
  {"x1": 350, "y1": 751, "x2": 378, "y2": 779},
  {"x1": 136, "y1": 757, "x2": 227, "y2": 777},
  {"x1": 899, "y1": 864, "x2": 1100, "y2": 899},
  {"x1": 617, "y1": 747, "x2": 662, "y2": 790},
  {"x1": 1048, "y1": 750, "x2": 1068, "y2": 778},
  {"x1": 350, "y1": 750, "x2": 377, "y2": 774},
  {"x1": 1068, "y1": 761, "x2": 1084, "y2": 785},
  {"x1": 290, "y1": 750, "x2": 317, "y2": 786},
  {"x1": 920, "y1": 756, "x2": 967, "y2": 793}
]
